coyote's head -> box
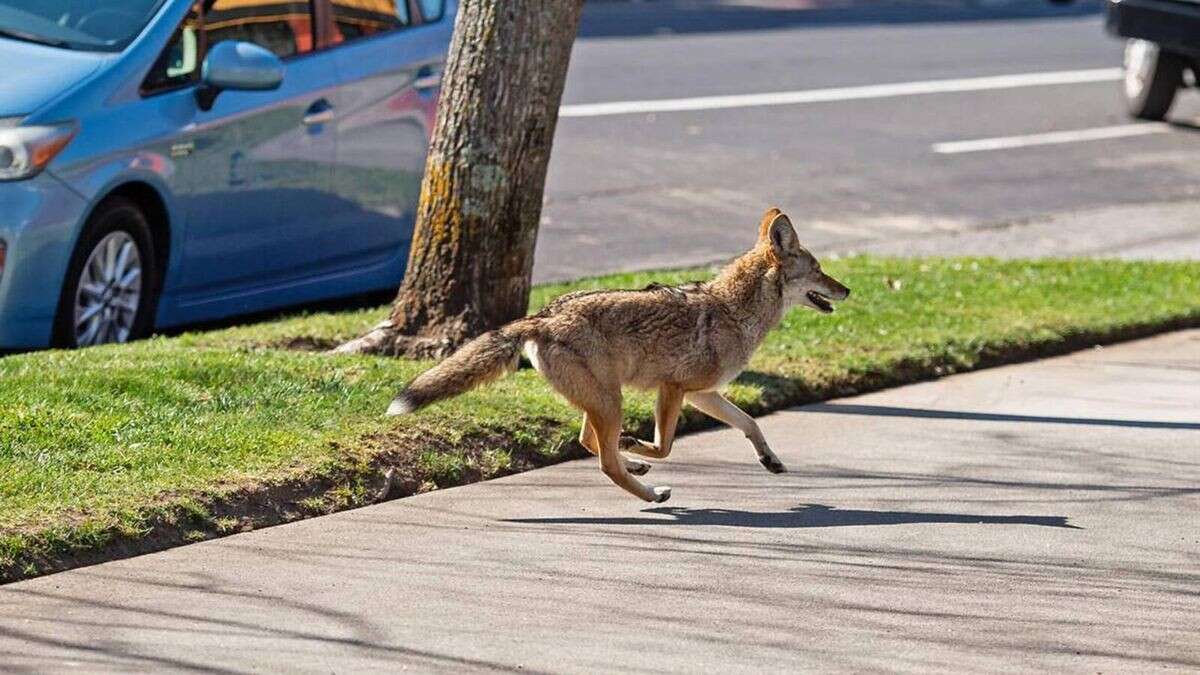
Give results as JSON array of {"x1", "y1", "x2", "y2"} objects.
[{"x1": 759, "y1": 208, "x2": 850, "y2": 314}]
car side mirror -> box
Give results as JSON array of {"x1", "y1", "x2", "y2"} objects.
[{"x1": 196, "y1": 41, "x2": 284, "y2": 111}]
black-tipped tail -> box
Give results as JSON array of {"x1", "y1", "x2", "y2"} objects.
[
  {"x1": 386, "y1": 394, "x2": 417, "y2": 416},
  {"x1": 386, "y1": 322, "x2": 535, "y2": 415}
]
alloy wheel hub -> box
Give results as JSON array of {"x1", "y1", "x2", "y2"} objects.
[{"x1": 74, "y1": 231, "x2": 142, "y2": 346}]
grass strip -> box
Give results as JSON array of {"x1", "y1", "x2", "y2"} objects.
[{"x1": 2, "y1": 256, "x2": 1198, "y2": 582}]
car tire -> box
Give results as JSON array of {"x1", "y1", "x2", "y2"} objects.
[
  {"x1": 52, "y1": 197, "x2": 160, "y2": 348},
  {"x1": 1123, "y1": 39, "x2": 1185, "y2": 121}
]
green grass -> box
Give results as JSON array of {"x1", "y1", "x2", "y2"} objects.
[{"x1": 2, "y1": 256, "x2": 1199, "y2": 581}]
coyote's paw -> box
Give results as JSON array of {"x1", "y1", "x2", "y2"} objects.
[
  {"x1": 759, "y1": 454, "x2": 788, "y2": 474},
  {"x1": 618, "y1": 434, "x2": 643, "y2": 451},
  {"x1": 652, "y1": 486, "x2": 672, "y2": 503},
  {"x1": 626, "y1": 458, "x2": 652, "y2": 476}
]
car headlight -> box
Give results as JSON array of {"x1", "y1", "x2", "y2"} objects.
[{"x1": 0, "y1": 118, "x2": 78, "y2": 181}]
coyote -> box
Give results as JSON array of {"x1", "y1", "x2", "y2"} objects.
[{"x1": 388, "y1": 208, "x2": 850, "y2": 502}]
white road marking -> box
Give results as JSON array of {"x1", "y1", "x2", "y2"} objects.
[
  {"x1": 559, "y1": 68, "x2": 1122, "y2": 118},
  {"x1": 932, "y1": 123, "x2": 1169, "y2": 154}
]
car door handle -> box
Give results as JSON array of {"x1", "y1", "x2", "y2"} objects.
[
  {"x1": 414, "y1": 65, "x2": 442, "y2": 91},
  {"x1": 303, "y1": 99, "x2": 335, "y2": 126}
]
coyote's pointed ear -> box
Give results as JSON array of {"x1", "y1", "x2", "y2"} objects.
[
  {"x1": 758, "y1": 207, "x2": 784, "y2": 241},
  {"x1": 762, "y1": 210, "x2": 798, "y2": 260}
]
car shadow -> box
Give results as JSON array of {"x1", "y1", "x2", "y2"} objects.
[
  {"x1": 579, "y1": 0, "x2": 1103, "y2": 39},
  {"x1": 1167, "y1": 119, "x2": 1200, "y2": 134},
  {"x1": 505, "y1": 503, "x2": 1080, "y2": 528},
  {"x1": 154, "y1": 289, "x2": 394, "y2": 344}
]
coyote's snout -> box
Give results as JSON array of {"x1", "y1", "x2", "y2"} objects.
[{"x1": 389, "y1": 208, "x2": 849, "y2": 502}]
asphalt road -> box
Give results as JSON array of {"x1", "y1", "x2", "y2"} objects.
[
  {"x1": 533, "y1": 0, "x2": 1200, "y2": 281},
  {"x1": 3, "y1": 330, "x2": 1196, "y2": 672}
]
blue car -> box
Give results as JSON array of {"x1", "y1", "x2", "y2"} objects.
[{"x1": 0, "y1": 0, "x2": 453, "y2": 349}]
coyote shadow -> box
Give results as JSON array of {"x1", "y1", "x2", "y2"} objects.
[{"x1": 506, "y1": 503, "x2": 1080, "y2": 529}]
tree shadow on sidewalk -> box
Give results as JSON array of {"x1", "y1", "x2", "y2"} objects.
[{"x1": 506, "y1": 503, "x2": 1080, "y2": 529}]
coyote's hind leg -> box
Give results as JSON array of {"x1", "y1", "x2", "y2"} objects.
[
  {"x1": 592, "y1": 404, "x2": 670, "y2": 502},
  {"x1": 580, "y1": 412, "x2": 651, "y2": 476},
  {"x1": 537, "y1": 344, "x2": 667, "y2": 501},
  {"x1": 618, "y1": 385, "x2": 683, "y2": 461}
]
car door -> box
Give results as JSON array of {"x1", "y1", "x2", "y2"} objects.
[
  {"x1": 322, "y1": 0, "x2": 452, "y2": 269},
  {"x1": 175, "y1": 0, "x2": 341, "y2": 301}
]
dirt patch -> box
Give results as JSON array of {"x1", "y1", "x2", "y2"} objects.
[
  {"x1": 273, "y1": 336, "x2": 342, "y2": 352},
  {"x1": 1, "y1": 421, "x2": 582, "y2": 584}
]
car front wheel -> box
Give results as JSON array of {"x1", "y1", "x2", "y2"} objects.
[
  {"x1": 1123, "y1": 39, "x2": 1185, "y2": 121},
  {"x1": 53, "y1": 197, "x2": 159, "y2": 348}
]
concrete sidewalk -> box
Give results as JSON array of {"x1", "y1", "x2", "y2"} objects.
[{"x1": 2, "y1": 332, "x2": 1198, "y2": 673}]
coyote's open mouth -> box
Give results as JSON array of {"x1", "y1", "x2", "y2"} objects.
[{"x1": 807, "y1": 291, "x2": 834, "y2": 313}]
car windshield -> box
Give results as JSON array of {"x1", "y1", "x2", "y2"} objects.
[{"x1": 0, "y1": 0, "x2": 168, "y2": 52}]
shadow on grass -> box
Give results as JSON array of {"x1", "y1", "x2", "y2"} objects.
[{"x1": 505, "y1": 503, "x2": 1080, "y2": 529}]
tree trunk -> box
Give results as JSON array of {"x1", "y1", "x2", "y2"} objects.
[{"x1": 335, "y1": 0, "x2": 585, "y2": 358}]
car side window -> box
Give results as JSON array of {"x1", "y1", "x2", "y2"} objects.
[
  {"x1": 142, "y1": 3, "x2": 203, "y2": 93},
  {"x1": 328, "y1": 0, "x2": 409, "y2": 44},
  {"x1": 142, "y1": 0, "x2": 318, "y2": 95},
  {"x1": 416, "y1": 0, "x2": 444, "y2": 22},
  {"x1": 206, "y1": 0, "x2": 316, "y2": 58}
]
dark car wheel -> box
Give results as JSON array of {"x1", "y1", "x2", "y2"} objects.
[
  {"x1": 1123, "y1": 39, "x2": 1185, "y2": 121},
  {"x1": 53, "y1": 197, "x2": 160, "y2": 348}
]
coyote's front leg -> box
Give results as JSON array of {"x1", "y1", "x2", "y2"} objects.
[{"x1": 685, "y1": 391, "x2": 787, "y2": 473}]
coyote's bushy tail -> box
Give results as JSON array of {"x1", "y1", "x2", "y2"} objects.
[{"x1": 386, "y1": 320, "x2": 537, "y2": 416}]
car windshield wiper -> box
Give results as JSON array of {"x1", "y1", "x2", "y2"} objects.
[{"x1": 0, "y1": 26, "x2": 72, "y2": 49}]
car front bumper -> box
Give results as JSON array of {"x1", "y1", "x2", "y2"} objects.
[
  {"x1": 1108, "y1": 0, "x2": 1200, "y2": 58},
  {"x1": 0, "y1": 172, "x2": 88, "y2": 349}
]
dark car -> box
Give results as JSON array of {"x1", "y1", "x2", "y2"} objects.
[{"x1": 1107, "y1": 0, "x2": 1200, "y2": 119}]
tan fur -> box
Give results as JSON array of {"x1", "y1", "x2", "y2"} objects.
[{"x1": 389, "y1": 208, "x2": 850, "y2": 502}]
